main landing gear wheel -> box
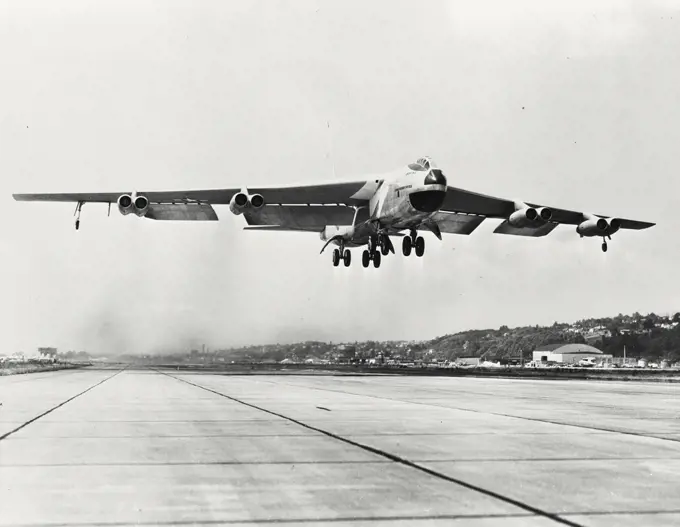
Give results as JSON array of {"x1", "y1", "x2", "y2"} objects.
[
  {"x1": 373, "y1": 251, "x2": 381, "y2": 268},
  {"x1": 415, "y1": 236, "x2": 425, "y2": 257},
  {"x1": 402, "y1": 236, "x2": 412, "y2": 256},
  {"x1": 362, "y1": 250, "x2": 370, "y2": 268},
  {"x1": 343, "y1": 249, "x2": 351, "y2": 267},
  {"x1": 381, "y1": 242, "x2": 389, "y2": 256},
  {"x1": 332, "y1": 249, "x2": 340, "y2": 267}
]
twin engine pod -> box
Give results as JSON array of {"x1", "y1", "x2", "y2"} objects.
[
  {"x1": 117, "y1": 193, "x2": 149, "y2": 217},
  {"x1": 229, "y1": 192, "x2": 265, "y2": 215},
  {"x1": 508, "y1": 204, "x2": 553, "y2": 228},
  {"x1": 577, "y1": 216, "x2": 621, "y2": 237}
]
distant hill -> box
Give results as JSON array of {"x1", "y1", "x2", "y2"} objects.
[{"x1": 153, "y1": 311, "x2": 680, "y2": 365}]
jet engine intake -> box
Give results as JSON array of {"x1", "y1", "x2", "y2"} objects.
[
  {"x1": 118, "y1": 194, "x2": 134, "y2": 216},
  {"x1": 229, "y1": 192, "x2": 265, "y2": 215},
  {"x1": 577, "y1": 216, "x2": 621, "y2": 237},
  {"x1": 133, "y1": 195, "x2": 149, "y2": 217}
]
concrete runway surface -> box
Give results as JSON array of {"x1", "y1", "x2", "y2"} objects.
[{"x1": 1, "y1": 367, "x2": 679, "y2": 526}]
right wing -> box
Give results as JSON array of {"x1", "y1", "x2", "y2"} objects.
[
  {"x1": 12, "y1": 181, "x2": 376, "y2": 224},
  {"x1": 12, "y1": 181, "x2": 374, "y2": 206}
]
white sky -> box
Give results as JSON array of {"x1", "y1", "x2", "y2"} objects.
[{"x1": 1, "y1": 0, "x2": 679, "y2": 355}]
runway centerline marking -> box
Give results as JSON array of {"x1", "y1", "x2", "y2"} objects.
[{"x1": 160, "y1": 371, "x2": 585, "y2": 527}]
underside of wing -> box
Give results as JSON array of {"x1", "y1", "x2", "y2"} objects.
[
  {"x1": 244, "y1": 205, "x2": 369, "y2": 231},
  {"x1": 493, "y1": 220, "x2": 558, "y2": 237},
  {"x1": 146, "y1": 203, "x2": 218, "y2": 221},
  {"x1": 420, "y1": 212, "x2": 486, "y2": 235}
]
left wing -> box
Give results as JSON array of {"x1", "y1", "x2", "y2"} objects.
[{"x1": 440, "y1": 186, "x2": 655, "y2": 237}]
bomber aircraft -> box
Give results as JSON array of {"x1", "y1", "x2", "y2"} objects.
[{"x1": 13, "y1": 156, "x2": 654, "y2": 268}]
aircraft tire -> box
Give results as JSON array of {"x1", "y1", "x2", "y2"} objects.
[
  {"x1": 602, "y1": 242, "x2": 608, "y2": 253},
  {"x1": 362, "y1": 250, "x2": 370, "y2": 268},
  {"x1": 332, "y1": 249, "x2": 340, "y2": 266},
  {"x1": 373, "y1": 251, "x2": 381, "y2": 268},
  {"x1": 402, "y1": 236, "x2": 412, "y2": 256},
  {"x1": 381, "y1": 242, "x2": 389, "y2": 256},
  {"x1": 343, "y1": 249, "x2": 351, "y2": 267},
  {"x1": 415, "y1": 236, "x2": 425, "y2": 257}
]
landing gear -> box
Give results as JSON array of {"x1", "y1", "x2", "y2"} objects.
[
  {"x1": 415, "y1": 236, "x2": 425, "y2": 257},
  {"x1": 74, "y1": 201, "x2": 83, "y2": 230},
  {"x1": 601, "y1": 235, "x2": 612, "y2": 253},
  {"x1": 361, "y1": 246, "x2": 381, "y2": 269},
  {"x1": 343, "y1": 249, "x2": 351, "y2": 267},
  {"x1": 403, "y1": 231, "x2": 425, "y2": 257},
  {"x1": 332, "y1": 249, "x2": 340, "y2": 266},
  {"x1": 402, "y1": 236, "x2": 412, "y2": 256}
]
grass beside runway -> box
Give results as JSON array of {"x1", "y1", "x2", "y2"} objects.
[{"x1": 0, "y1": 362, "x2": 87, "y2": 377}]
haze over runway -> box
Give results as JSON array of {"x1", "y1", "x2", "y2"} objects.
[{"x1": 2, "y1": 0, "x2": 680, "y2": 355}]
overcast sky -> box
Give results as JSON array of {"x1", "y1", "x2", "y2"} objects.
[{"x1": 1, "y1": 0, "x2": 679, "y2": 356}]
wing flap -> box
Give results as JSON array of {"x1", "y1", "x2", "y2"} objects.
[
  {"x1": 244, "y1": 205, "x2": 368, "y2": 230},
  {"x1": 146, "y1": 203, "x2": 218, "y2": 221},
  {"x1": 493, "y1": 220, "x2": 558, "y2": 237},
  {"x1": 421, "y1": 212, "x2": 486, "y2": 235}
]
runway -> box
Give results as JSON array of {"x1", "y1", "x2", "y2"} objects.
[{"x1": 1, "y1": 367, "x2": 679, "y2": 526}]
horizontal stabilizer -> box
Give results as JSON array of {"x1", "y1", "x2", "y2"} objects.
[
  {"x1": 493, "y1": 220, "x2": 558, "y2": 237},
  {"x1": 146, "y1": 203, "x2": 218, "y2": 221}
]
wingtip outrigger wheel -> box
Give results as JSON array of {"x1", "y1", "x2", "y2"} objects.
[{"x1": 73, "y1": 201, "x2": 83, "y2": 230}]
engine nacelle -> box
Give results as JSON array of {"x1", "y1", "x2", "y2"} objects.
[
  {"x1": 508, "y1": 203, "x2": 552, "y2": 227},
  {"x1": 117, "y1": 194, "x2": 134, "y2": 216},
  {"x1": 229, "y1": 192, "x2": 265, "y2": 215},
  {"x1": 535, "y1": 207, "x2": 553, "y2": 221},
  {"x1": 133, "y1": 195, "x2": 149, "y2": 217},
  {"x1": 577, "y1": 216, "x2": 621, "y2": 237}
]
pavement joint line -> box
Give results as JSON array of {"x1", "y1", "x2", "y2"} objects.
[
  {"x1": 160, "y1": 371, "x2": 585, "y2": 527},
  {"x1": 0, "y1": 367, "x2": 126, "y2": 442},
  {"x1": 251, "y1": 377, "x2": 680, "y2": 444},
  {"x1": 3, "y1": 512, "x2": 542, "y2": 526}
]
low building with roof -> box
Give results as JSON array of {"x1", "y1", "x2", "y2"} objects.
[{"x1": 532, "y1": 343, "x2": 613, "y2": 365}]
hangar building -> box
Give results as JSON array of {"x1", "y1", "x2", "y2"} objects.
[{"x1": 532, "y1": 343, "x2": 612, "y2": 365}]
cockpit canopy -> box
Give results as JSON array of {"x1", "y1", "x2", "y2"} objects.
[{"x1": 408, "y1": 156, "x2": 434, "y2": 171}]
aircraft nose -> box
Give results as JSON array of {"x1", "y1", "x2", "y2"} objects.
[{"x1": 424, "y1": 169, "x2": 447, "y2": 186}]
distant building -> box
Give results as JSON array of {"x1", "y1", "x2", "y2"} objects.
[
  {"x1": 38, "y1": 347, "x2": 57, "y2": 358},
  {"x1": 532, "y1": 343, "x2": 612, "y2": 365},
  {"x1": 455, "y1": 357, "x2": 481, "y2": 367}
]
